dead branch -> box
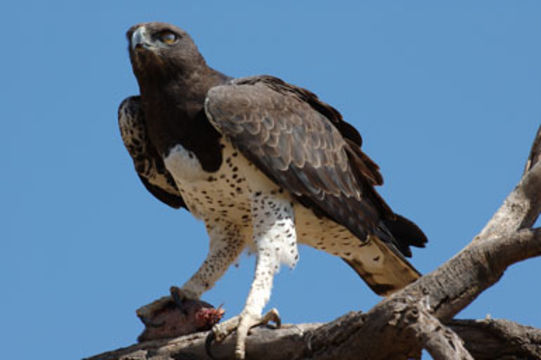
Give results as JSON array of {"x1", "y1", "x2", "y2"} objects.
[
  {"x1": 409, "y1": 302, "x2": 473, "y2": 360},
  {"x1": 450, "y1": 318, "x2": 541, "y2": 360},
  {"x1": 85, "y1": 317, "x2": 541, "y2": 360}
]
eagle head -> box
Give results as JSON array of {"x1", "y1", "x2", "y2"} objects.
[{"x1": 126, "y1": 22, "x2": 205, "y2": 83}]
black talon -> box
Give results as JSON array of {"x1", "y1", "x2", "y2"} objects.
[
  {"x1": 274, "y1": 315, "x2": 281, "y2": 329},
  {"x1": 205, "y1": 331, "x2": 218, "y2": 360}
]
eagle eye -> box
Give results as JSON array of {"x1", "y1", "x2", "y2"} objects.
[{"x1": 158, "y1": 31, "x2": 178, "y2": 45}]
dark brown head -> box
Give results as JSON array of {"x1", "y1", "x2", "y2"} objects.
[{"x1": 127, "y1": 22, "x2": 206, "y2": 85}]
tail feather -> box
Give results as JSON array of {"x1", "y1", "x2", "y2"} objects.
[
  {"x1": 343, "y1": 235, "x2": 421, "y2": 296},
  {"x1": 343, "y1": 214, "x2": 427, "y2": 296},
  {"x1": 382, "y1": 214, "x2": 427, "y2": 257}
]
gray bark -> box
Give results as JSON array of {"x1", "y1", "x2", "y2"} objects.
[{"x1": 84, "y1": 318, "x2": 541, "y2": 360}]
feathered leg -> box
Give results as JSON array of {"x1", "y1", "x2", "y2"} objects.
[
  {"x1": 211, "y1": 192, "x2": 298, "y2": 359},
  {"x1": 137, "y1": 221, "x2": 246, "y2": 321}
]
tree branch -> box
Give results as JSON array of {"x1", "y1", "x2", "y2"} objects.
[
  {"x1": 399, "y1": 227, "x2": 541, "y2": 322},
  {"x1": 478, "y1": 162, "x2": 541, "y2": 239},
  {"x1": 449, "y1": 318, "x2": 541, "y2": 360},
  {"x1": 85, "y1": 317, "x2": 541, "y2": 360},
  {"x1": 410, "y1": 302, "x2": 473, "y2": 360},
  {"x1": 524, "y1": 125, "x2": 541, "y2": 175},
  {"x1": 85, "y1": 323, "x2": 320, "y2": 360},
  {"x1": 479, "y1": 124, "x2": 541, "y2": 238}
]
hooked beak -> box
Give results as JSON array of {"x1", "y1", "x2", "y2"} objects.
[{"x1": 131, "y1": 26, "x2": 153, "y2": 51}]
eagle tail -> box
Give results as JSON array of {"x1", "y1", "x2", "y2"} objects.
[
  {"x1": 344, "y1": 216, "x2": 427, "y2": 296},
  {"x1": 343, "y1": 237, "x2": 421, "y2": 296},
  {"x1": 381, "y1": 214, "x2": 427, "y2": 257}
]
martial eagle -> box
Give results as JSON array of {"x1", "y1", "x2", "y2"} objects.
[{"x1": 119, "y1": 22, "x2": 427, "y2": 359}]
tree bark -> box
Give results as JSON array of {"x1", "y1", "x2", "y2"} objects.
[
  {"x1": 87, "y1": 125, "x2": 541, "y2": 360},
  {"x1": 85, "y1": 317, "x2": 541, "y2": 360}
]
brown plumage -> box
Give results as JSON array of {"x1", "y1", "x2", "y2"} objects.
[{"x1": 118, "y1": 96, "x2": 185, "y2": 208}]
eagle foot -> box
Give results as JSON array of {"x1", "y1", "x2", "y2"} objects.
[{"x1": 206, "y1": 308, "x2": 281, "y2": 360}]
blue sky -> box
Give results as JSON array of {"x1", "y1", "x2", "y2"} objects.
[{"x1": 2, "y1": 1, "x2": 541, "y2": 359}]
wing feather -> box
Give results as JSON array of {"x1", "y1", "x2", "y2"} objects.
[
  {"x1": 118, "y1": 96, "x2": 186, "y2": 209},
  {"x1": 204, "y1": 76, "x2": 391, "y2": 243}
]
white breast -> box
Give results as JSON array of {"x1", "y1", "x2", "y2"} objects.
[{"x1": 164, "y1": 144, "x2": 208, "y2": 183}]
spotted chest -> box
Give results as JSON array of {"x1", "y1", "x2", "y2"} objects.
[
  {"x1": 163, "y1": 138, "x2": 382, "y2": 274},
  {"x1": 163, "y1": 139, "x2": 281, "y2": 225}
]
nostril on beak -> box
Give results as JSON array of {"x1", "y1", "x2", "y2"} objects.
[{"x1": 131, "y1": 27, "x2": 149, "y2": 50}]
